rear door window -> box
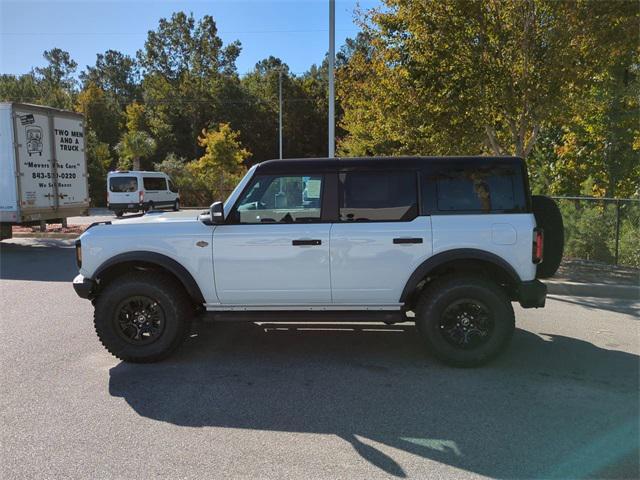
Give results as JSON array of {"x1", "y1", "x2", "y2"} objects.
[
  {"x1": 339, "y1": 171, "x2": 418, "y2": 222},
  {"x1": 109, "y1": 176, "x2": 138, "y2": 192},
  {"x1": 143, "y1": 177, "x2": 167, "y2": 191}
]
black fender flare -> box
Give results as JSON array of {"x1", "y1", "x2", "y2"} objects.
[
  {"x1": 93, "y1": 251, "x2": 205, "y2": 304},
  {"x1": 399, "y1": 249, "x2": 521, "y2": 303}
]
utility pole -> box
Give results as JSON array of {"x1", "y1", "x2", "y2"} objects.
[
  {"x1": 278, "y1": 69, "x2": 283, "y2": 159},
  {"x1": 328, "y1": 0, "x2": 335, "y2": 158}
]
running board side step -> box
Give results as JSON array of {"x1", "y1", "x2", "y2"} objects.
[{"x1": 203, "y1": 311, "x2": 409, "y2": 324}]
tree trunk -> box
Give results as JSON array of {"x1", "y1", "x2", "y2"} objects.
[{"x1": 133, "y1": 158, "x2": 141, "y2": 171}]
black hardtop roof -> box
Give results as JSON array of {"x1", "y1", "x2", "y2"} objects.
[{"x1": 255, "y1": 156, "x2": 524, "y2": 174}]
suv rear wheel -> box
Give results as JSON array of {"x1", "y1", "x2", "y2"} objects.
[
  {"x1": 94, "y1": 272, "x2": 192, "y2": 363},
  {"x1": 415, "y1": 276, "x2": 515, "y2": 367}
]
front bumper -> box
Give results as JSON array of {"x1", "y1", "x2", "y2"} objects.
[
  {"x1": 517, "y1": 279, "x2": 547, "y2": 308},
  {"x1": 73, "y1": 274, "x2": 95, "y2": 299}
]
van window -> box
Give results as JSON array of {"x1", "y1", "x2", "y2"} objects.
[
  {"x1": 143, "y1": 177, "x2": 167, "y2": 191},
  {"x1": 235, "y1": 175, "x2": 323, "y2": 223},
  {"x1": 109, "y1": 176, "x2": 138, "y2": 192},
  {"x1": 168, "y1": 179, "x2": 178, "y2": 193},
  {"x1": 339, "y1": 172, "x2": 418, "y2": 222},
  {"x1": 433, "y1": 163, "x2": 522, "y2": 212}
]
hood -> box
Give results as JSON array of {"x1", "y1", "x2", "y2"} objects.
[{"x1": 110, "y1": 210, "x2": 205, "y2": 226}]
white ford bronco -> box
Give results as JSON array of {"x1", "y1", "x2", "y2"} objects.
[{"x1": 73, "y1": 157, "x2": 563, "y2": 367}]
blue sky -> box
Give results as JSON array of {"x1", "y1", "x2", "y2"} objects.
[{"x1": 1, "y1": 0, "x2": 380, "y2": 77}]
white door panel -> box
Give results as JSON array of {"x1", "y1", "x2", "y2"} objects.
[
  {"x1": 213, "y1": 224, "x2": 331, "y2": 304},
  {"x1": 330, "y1": 216, "x2": 432, "y2": 304}
]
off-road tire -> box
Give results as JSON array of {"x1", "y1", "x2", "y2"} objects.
[
  {"x1": 532, "y1": 195, "x2": 564, "y2": 279},
  {"x1": 415, "y1": 276, "x2": 515, "y2": 367},
  {"x1": 94, "y1": 272, "x2": 192, "y2": 363}
]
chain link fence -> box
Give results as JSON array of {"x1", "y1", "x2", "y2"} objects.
[{"x1": 551, "y1": 196, "x2": 640, "y2": 268}]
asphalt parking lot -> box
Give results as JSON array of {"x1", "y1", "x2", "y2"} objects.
[{"x1": 1, "y1": 238, "x2": 638, "y2": 480}]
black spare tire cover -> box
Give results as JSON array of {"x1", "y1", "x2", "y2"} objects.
[{"x1": 532, "y1": 195, "x2": 564, "y2": 278}]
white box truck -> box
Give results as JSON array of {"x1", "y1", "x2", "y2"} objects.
[{"x1": 0, "y1": 103, "x2": 90, "y2": 239}]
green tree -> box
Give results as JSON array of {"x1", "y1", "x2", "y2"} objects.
[
  {"x1": 85, "y1": 130, "x2": 112, "y2": 206},
  {"x1": 338, "y1": 0, "x2": 638, "y2": 159},
  {"x1": 137, "y1": 12, "x2": 242, "y2": 160},
  {"x1": 80, "y1": 50, "x2": 139, "y2": 102},
  {"x1": 124, "y1": 101, "x2": 148, "y2": 133},
  {"x1": 188, "y1": 123, "x2": 250, "y2": 200},
  {"x1": 76, "y1": 82, "x2": 122, "y2": 149},
  {"x1": 240, "y1": 56, "x2": 328, "y2": 160},
  {"x1": 0, "y1": 73, "x2": 41, "y2": 103},
  {"x1": 34, "y1": 48, "x2": 77, "y2": 108},
  {"x1": 115, "y1": 131, "x2": 157, "y2": 170}
]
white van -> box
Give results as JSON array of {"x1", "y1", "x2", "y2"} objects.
[{"x1": 107, "y1": 171, "x2": 179, "y2": 217}]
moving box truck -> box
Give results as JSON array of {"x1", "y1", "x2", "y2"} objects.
[{"x1": 0, "y1": 103, "x2": 90, "y2": 239}]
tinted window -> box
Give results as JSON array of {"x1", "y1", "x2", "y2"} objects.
[
  {"x1": 339, "y1": 172, "x2": 418, "y2": 222},
  {"x1": 168, "y1": 179, "x2": 178, "y2": 193},
  {"x1": 143, "y1": 177, "x2": 167, "y2": 191},
  {"x1": 434, "y1": 163, "x2": 522, "y2": 212},
  {"x1": 109, "y1": 176, "x2": 138, "y2": 192},
  {"x1": 235, "y1": 175, "x2": 323, "y2": 223}
]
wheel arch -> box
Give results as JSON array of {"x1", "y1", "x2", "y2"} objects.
[
  {"x1": 400, "y1": 249, "x2": 521, "y2": 308},
  {"x1": 92, "y1": 251, "x2": 205, "y2": 304}
]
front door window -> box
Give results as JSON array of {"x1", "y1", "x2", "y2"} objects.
[{"x1": 235, "y1": 175, "x2": 323, "y2": 223}]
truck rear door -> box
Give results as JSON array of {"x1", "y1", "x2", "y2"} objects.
[
  {"x1": 52, "y1": 115, "x2": 87, "y2": 207},
  {"x1": 13, "y1": 107, "x2": 55, "y2": 213}
]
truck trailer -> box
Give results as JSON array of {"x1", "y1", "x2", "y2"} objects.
[{"x1": 0, "y1": 103, "x2": 90, "y2": 240}]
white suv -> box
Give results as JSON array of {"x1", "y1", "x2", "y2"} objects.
[
  {"x1": 74, "y1": 157, "x2": 562, "y2": 367},
  {"x1": 107, "y1": 171, "x2": 180, "y2": 217}
]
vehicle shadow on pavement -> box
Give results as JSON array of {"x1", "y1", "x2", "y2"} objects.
[
  {"x1": 109, "y1": 322, "x2": 640, "y2": 479},
  {"x1": 0, "y1": 240, "x2": 76, "y2": 282}
]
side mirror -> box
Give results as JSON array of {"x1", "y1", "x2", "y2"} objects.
[{"x1": 210, "y1": 201, "x2": 225, "y2": 224}]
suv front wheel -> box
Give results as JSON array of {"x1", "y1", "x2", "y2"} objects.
[
  {"x1": 94, "y1": 272, "x2": 192, "y2": 363},
  {"x1": 415, "y1": 276, "x2": 515, "y2": 367}
]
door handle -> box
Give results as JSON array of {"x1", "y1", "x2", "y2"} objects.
[
  {"x1": 292, "y1": 239, "x2": 322, "y2": 246},
  {"x1": 393, "y1": 238, "x2": 423, "y2": 244}
]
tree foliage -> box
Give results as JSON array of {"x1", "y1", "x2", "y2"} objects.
[
  {"x1": 115, "y1": 131, "x2": 157, "y2": 170},
  {"x1": 0, "y1": 6, "x2": 637, "y2": 212},
  {"x1": 187, "y1": 123, "x2": 250, "y2": 200},
  {"x1": 338, "y1": 0, "x2": 639, "y2": 197}
]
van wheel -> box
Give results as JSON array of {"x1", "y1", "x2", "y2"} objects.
[
  {"x1": 93, "y1": 272, "x2": 192, "y2": 363},
  {"x1": 145, "y1": 201, "x2": 154, "y2": 213},
  {"x1": 115, "y1": 210, "x2": 123, "y2": 218},
  {"x1": 415, "y1": 276, "x2": 515, "y2": 367},
  {"x1": 173, "y1": 199, "x2": 180, "y2": 211},
  {"x1": 532, "y1": 195, "x2": 564, "y2": 279}
]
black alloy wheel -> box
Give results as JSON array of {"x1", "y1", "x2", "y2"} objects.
[
  {"x1": 439, "y1": 298, "x2": 494, "y2": 349},
  {"x1": 113, "y1": 295, "x2": 166, "y2": 345}
]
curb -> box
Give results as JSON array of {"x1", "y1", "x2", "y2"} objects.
[
  {"x1": 545, "y1": 280, "x2": 639, "y2": 300},
  {"x1": 12, "y1": 232, "x2": 80, "y2": 240}
]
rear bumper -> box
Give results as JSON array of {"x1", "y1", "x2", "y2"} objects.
[
  {"x1": 108, "y1": 203, "x2": 142, "y2": 211},
  {"x1": 517, "y1": 279, "x2": 547, "y2": 308},
  {"x1": 73, "y1": 274, "x2": 95, "y2": 299}
]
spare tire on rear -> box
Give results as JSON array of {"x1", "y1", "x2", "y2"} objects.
[{"x1": 532, "y1": 195, "x2": 564, "y2": 278}]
